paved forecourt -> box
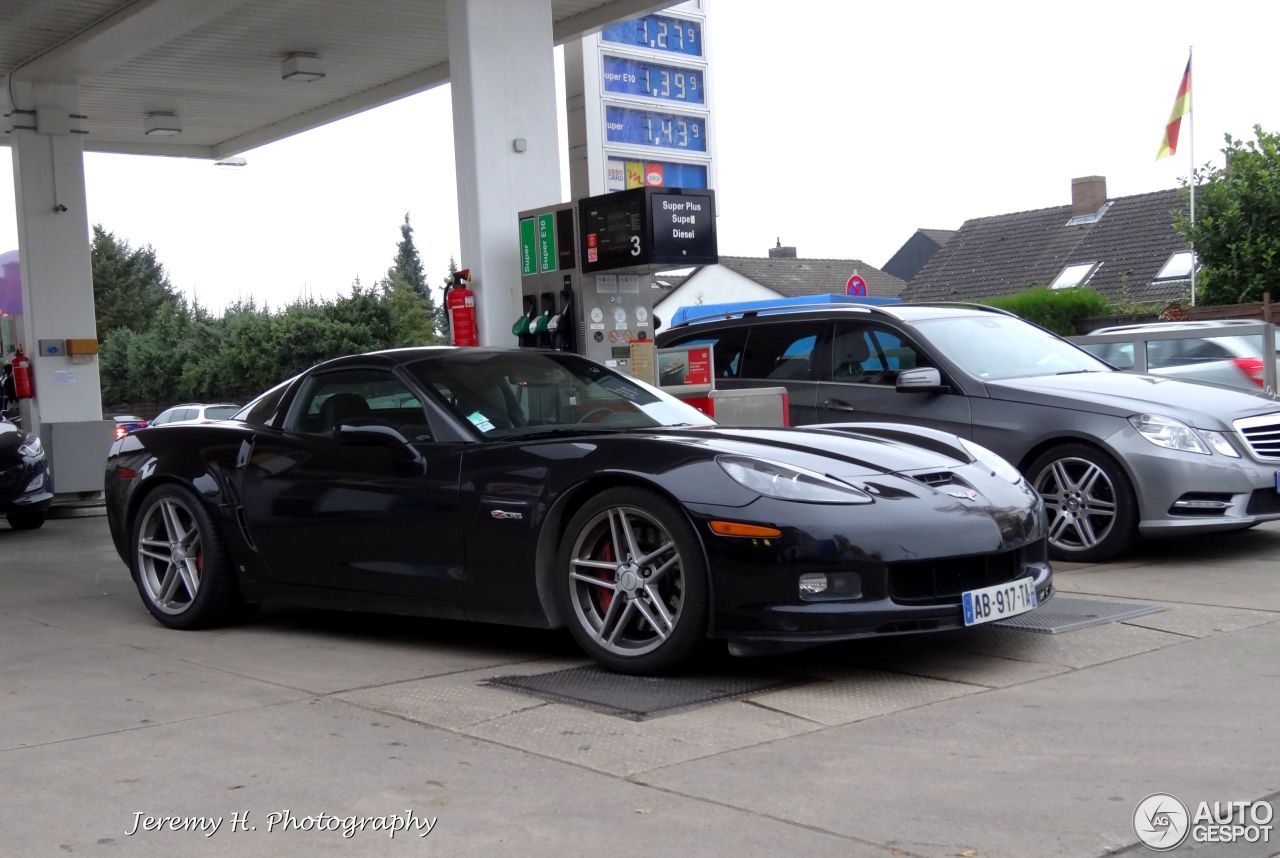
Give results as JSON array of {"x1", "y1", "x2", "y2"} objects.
[{"x1": 2, "y1": 515, "x2": 1276, "y2": 857}]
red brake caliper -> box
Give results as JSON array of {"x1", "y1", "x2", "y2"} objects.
[{"x1": 598, "y1": 540, "x2": 615, "y2": 613}]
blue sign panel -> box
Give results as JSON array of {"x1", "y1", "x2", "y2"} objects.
[
  {"x1": 605, "y1": 105, "x2": 707, "y2": 153},
  {"x1": 601, "y1": 14, "x2": 702, "y2": 57},
  {"x1": 602, "y1": 56, "x2": 705, "y2": 106}
]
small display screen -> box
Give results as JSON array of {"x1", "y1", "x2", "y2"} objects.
[
  {"x1": 579, "y1": 189, "x2": 646, "y2": 273},
  {"x1": 601, "y1": 14, "x2": 702, "y2": 57},
  {"x1": 602, "y1": 55, "x2": 705, "y2": 105}
]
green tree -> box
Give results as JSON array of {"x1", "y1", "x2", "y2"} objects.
[
  {"x1": 90, "y1": 225, "x2": 181, "y2": 339},
  {"x1": 383, "y1": 273, "x2": 437, "y2": 347},
  {"x1": 437, "y1": 256, "x2": 460, "y2": 340},
  {"x1": 389, "y1": 213, "x2": 441, "y2": 336},
  {"x1": 1176, "y1": 125, "x2": 1280, "y2": 305}
]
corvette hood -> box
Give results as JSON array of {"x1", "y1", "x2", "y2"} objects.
[
  {"x1": 987, "y1": 371, "x2": 1280, "y2": 427},
  {"x1": 648, "y1": 426, "x2": 970, "y2": 478}
]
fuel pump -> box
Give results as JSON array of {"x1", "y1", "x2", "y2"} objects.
[{"x1": 516, "y1": 187, "x2": 717, "y2": 378}]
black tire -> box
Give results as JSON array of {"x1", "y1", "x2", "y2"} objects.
[
  {"x1": 557, "y1": 486, "x2": 709, "y2": 674},
  {"x1": 6, "y1": 510, "x2": 46, "y2": 530},
  {"x1": 129, "y1": 483, "x2": 244, "y2": 629},
  {"x1": 1027, "y1": 443, "x2": 1137, "y2": 563}
]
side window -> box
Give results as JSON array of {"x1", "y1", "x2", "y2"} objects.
[
  {"x1": 150, "y1": 409, "x2": 172, "y2": 426},
  {"x1": 738, "y1": 323, "x2": 821, "y2": 380},
  {"x1": 288, "y1": 369, "x2": 432, "y2": 440},
  {"x1": 661, "y1": 329, "x2": 747, "y2": 379},
  {"x1": 831, "y1": 323, "x2": 931, "y2": 385},
  {"x1": 174, "y1": 408, "x2": 198, "y2": 422}
]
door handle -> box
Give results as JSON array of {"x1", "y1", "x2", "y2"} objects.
[{"x1": 824, "y1": 399, "x2": 856, "y2": 413}]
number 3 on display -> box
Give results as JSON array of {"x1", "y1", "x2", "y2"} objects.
[{"x1": 630, "y1": 235, "x2": 641, "y2": 256}]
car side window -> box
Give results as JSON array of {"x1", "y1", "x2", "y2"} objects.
[
  {"x1": 151, "y1": 408, "x2": 174, "y2": 425},
  {"x1": 287, "y1": 369, "x2": 433, "y2": 441},
  {"x1": 738, "y1": 323, "x2": 821, "y2": 380},
  {"x1": 831, "y1": 322, "x2": 932, "y2": 386}
]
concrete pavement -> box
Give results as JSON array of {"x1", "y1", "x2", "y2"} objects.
[{"x1": 2, "y1": 516, "x2": 1277, "y2": 857}]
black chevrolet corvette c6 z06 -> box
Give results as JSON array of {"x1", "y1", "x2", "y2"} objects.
[{"x1": 104, "y1": 347, "x2": 1052, "y2": 674}]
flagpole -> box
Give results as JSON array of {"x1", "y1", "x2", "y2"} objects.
[{"x1": 1188, "y1": 45, "x2": 1196, "y2": 306}]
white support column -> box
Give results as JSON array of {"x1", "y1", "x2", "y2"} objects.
[
  {"x1": 10, "y1": 81, "x2": 103, "y2": 435},
  {"x1": 448, "y1": 0, "x2": 563, "y2": 346}
]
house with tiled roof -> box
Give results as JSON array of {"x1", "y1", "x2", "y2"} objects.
[
  {"x1": 882, "y1": 228, "x2": 956, "y2": 282},
  {"x1": 903, "y1": 177, "x2": 1193, "y2": 306},
  {"x1": 652, "y1": 241, "x2": 904, "y2": 332}
]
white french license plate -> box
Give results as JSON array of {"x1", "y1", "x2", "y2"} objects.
[{"x1": 962, "y1": 578, "x2": 1038, "y2": 627}]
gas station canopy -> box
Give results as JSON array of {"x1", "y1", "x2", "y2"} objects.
[{"x1": 1, "y1": 0, "x2": 662, "y2": 159}]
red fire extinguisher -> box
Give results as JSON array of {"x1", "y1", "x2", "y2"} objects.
[
  {"x1": 446, "y1": 269, "x2": 478, "y2": 347},
  {"x1": 11, "y1": 345, "x2": 34, "y2": 399}
]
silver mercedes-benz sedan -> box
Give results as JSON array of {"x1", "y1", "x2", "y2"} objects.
[{"x1": 656, "y1": 302, "x2": 1280, "y2": 562}]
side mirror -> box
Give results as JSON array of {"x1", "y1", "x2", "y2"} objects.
[{"x1": 896, "y1": 367, "x2": 946, "y2": 393}]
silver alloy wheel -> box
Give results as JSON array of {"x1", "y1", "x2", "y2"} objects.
[
  {"x1": 567, "y1": 505, "x2": 684, "y2": 658},
  {"x1": 1034, "y1": 456, "x2": 1118, "y2": 553},
  {"x1": 136, "y1": 497, "x2": 203, "y2": 615}
]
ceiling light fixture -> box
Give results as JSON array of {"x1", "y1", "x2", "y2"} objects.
[
  {"x1": 281, "y1": 52, "x2": 325, "y2": 82},
  {"x1": 144, "y1": 112, "x2": 182, "y2": 136},
  {"x1": 214, "y1": 156, "x2": 248, "y2": 167}
]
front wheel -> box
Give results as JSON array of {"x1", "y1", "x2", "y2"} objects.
[
  {"x1": 130, "y1": 484, "x2": 244, "y2": 629},
  {"x1": 1028, "y1": 443, "x2": 1137, "y2": 563},
  {"x1": 6, "y1": 510, "x2": 46, "y2": 530},
  {"x1": 558, "y1": 487, "x2": 708, "y2": 674}
]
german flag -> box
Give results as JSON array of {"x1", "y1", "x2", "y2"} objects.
[{"x1": 1157, "y1": 57, "x2": 1191, "y2": 160}]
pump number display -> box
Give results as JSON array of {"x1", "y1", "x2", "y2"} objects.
[
  {"x1": 605, "y1": 106, "x2": 706, "y2": 153},
  {"x1": 962, "y1": 578, "x2": 1038, "y2": 626}
]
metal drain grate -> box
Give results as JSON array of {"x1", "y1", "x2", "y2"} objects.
[
  {"x1": 993, "y1": 596, "x2": 1163, "y2": 634},
  {"x1": 485, "y1": 666, "x2": 807, "y2": 721}
]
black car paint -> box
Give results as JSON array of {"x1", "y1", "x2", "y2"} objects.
[
  {"x1": 106, "y1": 348, "x2": 1050, "y2": 644},
  {"x1": 0, "y1": 420, "x2": 52, "y2": 517}
]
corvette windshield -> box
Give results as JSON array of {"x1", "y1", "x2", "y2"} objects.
[
  {"x1": 912, "y1": 314, "x2": 1113, "y2": 380},
  {"x1": 407, "y1": 351, "x2": 715, "y2": 439}
]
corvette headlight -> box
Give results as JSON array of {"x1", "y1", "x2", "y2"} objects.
[
  {"x1": 959, "y1": 438, "x2": 1023, "y2": 484},
  {"x1": 18, "y1": 436, "x2": 42, "y2": 457},
  {"x1": 717, "y1": 455, "x2": 873, "y2": 504},
  {"x1": 1128, "y1": 414, "x2": 1210, "y2": 455},
  {"x1": 1198, "y1": 430, "x2": 1240, "y2": 458}
]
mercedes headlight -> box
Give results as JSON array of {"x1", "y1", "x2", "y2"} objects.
[
  {"x1": 959, "y1": 438, "x2": 1023, "y2": 484},
  {"x1": 717, "y1": 455, "x2": 873, "y2": 504},
  {"x1": 18, "y1": 436, "x2": 42, "y2": 457},
  {"x1": 1128, "y1": 414, "x2": 1210, "y2": 455},
  {"x1": 1198, "y1": 430, "x2": 1240, "y2": 458}
]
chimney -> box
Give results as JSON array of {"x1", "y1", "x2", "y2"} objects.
[
  {"x1": 768, "y1": 237, "x2": 797, "y2": 259},
  {"x1": 1071, "y1": 176, "x2": 1107, "y2": 217}
]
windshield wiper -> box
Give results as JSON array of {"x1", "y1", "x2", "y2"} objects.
[{"x1": 1055, "y1": 369, "x2": 1100, "y2": 375}]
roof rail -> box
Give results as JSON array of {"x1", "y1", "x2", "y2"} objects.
[
  {"x1": 905, "y1": 301, "x2": 1019, "y2": 319},
  {"x1": 667, "y1": 294, "x2": 901, "y2": 328}
]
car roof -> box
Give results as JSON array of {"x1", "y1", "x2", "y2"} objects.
[
  {"x1": 660, "y1": 301, "x2": 1013, "y2": 333},
  {"x1": 1090, "y1": 319, "x2": 1265, "y2": 334}
]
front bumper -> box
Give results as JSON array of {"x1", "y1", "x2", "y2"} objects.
[
  {"x1": 0, "y1": 457, "x2": 52, "y2": 514},
  {"x1": 687, "y1": 488, "x2": 1053, "y2": 643},
  {"x1": 1106, "y1": 427, "x2": 1280, "y2": 536}
]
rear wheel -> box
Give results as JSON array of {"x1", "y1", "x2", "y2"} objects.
[
  {"x1": 558, "y1": 487, "x2": 708, "y2": 674},
  {"x1": 130, "y1": 484, "x2": 244, "y2": 629},
  {"x1": 1028, "y1": 443, "x2": 1136, "y2": 563}
]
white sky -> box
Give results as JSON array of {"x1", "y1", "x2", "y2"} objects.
[{"x1": 3, "y1": 0, "x2": 1279, "y2": 310}]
